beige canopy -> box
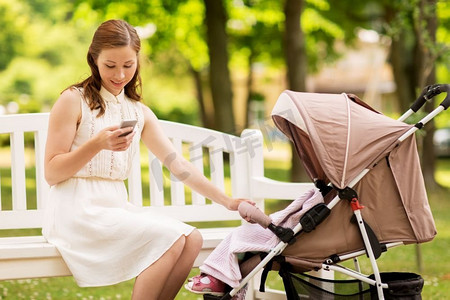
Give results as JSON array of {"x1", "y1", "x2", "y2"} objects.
[{"x1": 271, "y1": 91, "x2": 436, "y2": 270}]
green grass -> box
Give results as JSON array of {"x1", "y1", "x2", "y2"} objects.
[{"x1": 0, "y1": 147, "x2": 449, "y2": 299}]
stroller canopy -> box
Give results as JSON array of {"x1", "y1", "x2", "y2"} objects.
[
  {"x1": 272, "y1": 91, "x2": 411, "y2": 189},
  {"x1": 271, "y1": 91, "x2": 436, "y2": 269}
]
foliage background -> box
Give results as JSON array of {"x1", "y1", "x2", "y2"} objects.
[{"x1": 0, "y1": 0, "x2": 449, "y2": 126}]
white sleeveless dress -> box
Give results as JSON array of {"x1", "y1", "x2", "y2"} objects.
[{"x1": 42, "y1": 87, "x2": 194, "y2": 287}]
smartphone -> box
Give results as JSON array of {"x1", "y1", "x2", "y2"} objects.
[{"x1": 118, "y1": 119, "x2": 138, "y2": 137}]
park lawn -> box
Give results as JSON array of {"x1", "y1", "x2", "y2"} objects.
[{"x1": 0, "y1": 151, "x2": 448, "y2": 299}]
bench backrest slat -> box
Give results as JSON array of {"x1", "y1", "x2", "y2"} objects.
[
  {"x1": 148, "y1": 150, "x2": 164, "y2": 206},
  {"x1": 34, "y1": 130, "x2": 49, "y2": 209},
  {"x1": 209, "y1": 147, "x2": 225, "y2": 191},
  {"x1": 10, "y1": 131, "x2": 27, "y2": 211},
  {"x1": 230, "y1": 150, "x2": 249, "y2": 198},
  {"x1": 169, "y1": 137, "x2": 186, "y2": 206},
  {"x1": 189, "y1": 143, "x2": 206, "y2": 205}
]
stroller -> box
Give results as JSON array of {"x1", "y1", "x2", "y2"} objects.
[{"x1": 204, "y1": 84, "x2": 449, "y2": 300}]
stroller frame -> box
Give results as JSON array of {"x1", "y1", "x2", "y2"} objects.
[{"x1": 213, "y1": 84, "x2": 450, "y2": 300}]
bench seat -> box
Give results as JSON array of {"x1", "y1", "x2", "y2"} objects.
[{"x1": 0, "y1": 227, "x2": 237, "y2": 281}]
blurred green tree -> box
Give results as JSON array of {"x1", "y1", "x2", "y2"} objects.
[
  {"x1": 227, "y1": 0, "x2": 284, "y2": 128},
  {"x1": 203, "y1": 0, "x2": 235, "y2": 133},
  {"x1": 0, "y1": 1, "x2": 28, "y2": 71},
  {"x1": 380, "y1": 0, "x2": 448, "y2": 190},
  {"x1": 284, "y1": 0, "x2": 309, "y2": 182},
  {"x1": 0, "y1": 0, "x2": 89, "y2": 111}
]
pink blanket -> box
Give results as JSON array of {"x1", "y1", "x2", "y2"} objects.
[{"x1": 199, "y1": 188, "x2": 324, "y2": 288}]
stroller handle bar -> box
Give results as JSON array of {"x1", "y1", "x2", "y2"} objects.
[
  {"x1": 411, "y1": 83, "x2": 450, "y2": 112},
  {"x1": 400, "y1": 83, "x2": 450, "y2": 122}
]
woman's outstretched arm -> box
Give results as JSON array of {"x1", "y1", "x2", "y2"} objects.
[{"x1": 140, "y1": 104, "x2": 252, "y2": 210}]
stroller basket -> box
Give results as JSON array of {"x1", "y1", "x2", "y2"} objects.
[
  {"x1": 280, "y1": 271, "x2": 423, "y2": 300},
  {"x1": 282, "y1": 271, "x2": 371, "y2": 299},
  {"x1": 368, "y1": 272, "x2": 424, "y2": 300}
]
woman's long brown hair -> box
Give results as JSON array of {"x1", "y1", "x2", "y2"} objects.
[{"x1": 70, "y1": 19, "x2": 142, "y2": 117}]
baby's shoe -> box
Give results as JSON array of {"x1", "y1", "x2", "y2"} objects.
[{"x1": 185, "y1": 274, "x2": 226, "y2": 296}]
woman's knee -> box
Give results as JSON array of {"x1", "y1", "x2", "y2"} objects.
[{"x1": 186, "y1": 229, "x2": 203, "y2": 252}]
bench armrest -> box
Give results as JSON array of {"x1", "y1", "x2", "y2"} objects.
[{"x1": 251, "y1": 176, "x2": 315, "y2": 200}]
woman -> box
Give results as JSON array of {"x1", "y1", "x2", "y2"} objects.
[{"x1": 42, "y1": 19, "x2": 251, "y2": 300}]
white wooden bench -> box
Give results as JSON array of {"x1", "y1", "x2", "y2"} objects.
[{"x1": 0, "y1": 112, "x2": 316, "y2": 299}]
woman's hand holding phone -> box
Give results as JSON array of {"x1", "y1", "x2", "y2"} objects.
[{"x1": 118, "y1": 119, "x2": 137, "y2": 137}]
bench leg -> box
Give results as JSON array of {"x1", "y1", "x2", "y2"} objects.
[
  {"x1": 308, "y1": 268, "x2": 335, "y2": 294},
  {"x1": 244, "y1": 269, "x2": 260, "y2": 300},
  {"x1": 245, "y1": 269, "x2": 286, "y2": 300}
]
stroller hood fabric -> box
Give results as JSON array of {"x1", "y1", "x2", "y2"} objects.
[
  {"x1": 272, "y1": 91, "x2": 411, "y2": 188},
  {"x1": 271, "y1": 91, "x2": 436, "y2": 270}
]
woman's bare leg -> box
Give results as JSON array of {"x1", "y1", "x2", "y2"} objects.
[
  {"x1": 131, "y1": 236, "x2": 186, "y2": 300},
  {"x1": 158, "y1": 229, "x2": 203, "y2": 299},
  {"x1": 131, "y1": 229, "x2": 203, "y2": 300}
]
